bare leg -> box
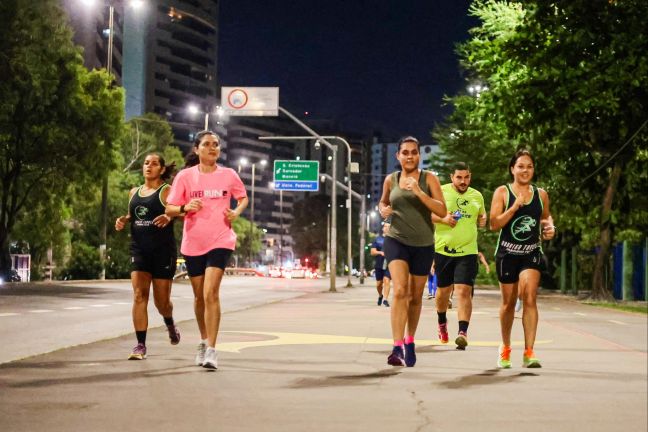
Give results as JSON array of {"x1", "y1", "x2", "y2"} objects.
[
  {"x1": 454, "y1": 283, "x2": 473, "y2": 323},
  {"x1": 383, "y1": 277, "x2": 391, "y2": 302},
  {"x1": 499, "y1": 281, "x2": 518, "y2": 346},
  {"x1": 190, "y1": 275, "x2": 207, "y2": 340},
  {"x1": 435, "y1": 285, "x2": 452, "y2": 313},
  {"x1": 376, "y1": 279, "x2": 383, "y2": 297},
  {"x1": 389, "y1": 260, "x2": 410, "y2": 342},
  {"x1": 203, "y1": 267, "x2": 225, "y2": 348},
  {"x1": 131, "y1": 271, "x2": 152, "y2": 332},
  {"x1": 152, "y1": 278, "x2": 173, "y2": 318},
  {"x1": 519, "y1": 269, "x2": 541, "y2": 350},
  {"x1": 405, "y1": 274, "x2": 428, "y2": 337}
]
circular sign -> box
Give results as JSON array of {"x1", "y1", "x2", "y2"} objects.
[{"x1": 227, "y1": 88, "x2": 248, "y2": 110}]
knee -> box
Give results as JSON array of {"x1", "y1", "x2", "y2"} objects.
[
  {"x1": 393, "y1": 288, "x2": 408, "y2": 301},
  {"x1": 155, "y1": 298, "x2": 171, "y2": 311},
  {"x1": 204, "y1": 290, "x2": 220, "y2": 305},
  {"x1": 133, "y1": 291, "x2": 148, "y2": 305},
  {"x1": 408, "y1": 294, "x2": 422, "y2": 307}
]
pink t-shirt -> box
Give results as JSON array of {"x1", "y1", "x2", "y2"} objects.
[{"x1": 167, "y1": 165, "x2": 247, "y2": 256}]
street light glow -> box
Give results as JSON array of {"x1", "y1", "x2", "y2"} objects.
[
  {"x1": 188, "y1": 104, "x2": 200, "y2": 115},
  {"x1": 259, "y1": 159, "x2": 268, "y2": 167},
  {"x1": 130, "y1": 0, "x2": 144, "y2": 9},
  {"x1": 239, "y1": 157, "x2": 248, "y2": 166}
]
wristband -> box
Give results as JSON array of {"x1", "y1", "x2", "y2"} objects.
[{"x1": 180, "y1": 204, "x2": 185, "y2": 214}]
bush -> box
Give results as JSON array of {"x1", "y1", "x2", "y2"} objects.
[{"x1": 63, "y1": 242, "x2": 102, "y2": 280}]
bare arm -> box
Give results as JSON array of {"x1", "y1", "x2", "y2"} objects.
[
  {"x1": 489, "y1": 186, "x2": 524, "y2": 231},
  {"x1": 115, "y1": 187, "x2": 137, "y2": 231},
  {"x1": 422, "y1": 172, "x2": 447, "y2": 217},
  {"x1": 378, "y1": 175, "x2": 393, "y2": 219},
  {"x1": 370, "y1": 247, "x2": 384, "y2": 257},
  {"x1": 539, "y1": 188, "x2": 555, "y2": 240},
  {"x1": 225, "y1": 197, "x2": 249, "y2": 222}
]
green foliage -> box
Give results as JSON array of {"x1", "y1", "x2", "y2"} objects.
[
  {"x1": 433, "y1": 0, "x2": 648, "y2": 297},
  {"x1": 62, "y1": 242, "x2": 102, "y2": 280},
  {"x1": 232, "y1": 216, "x2": 263, "y2": 265},
  {"x1": 0, "y1": 0, "x2": 123, "y2": 272}
]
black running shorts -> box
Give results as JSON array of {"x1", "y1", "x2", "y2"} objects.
[
  {"x1": 383, "y1": 236, "x2": 435, "y2": 276},
  {"x1": 184, "y1": 248, "x2": 233, "y2": 277},
  {"x1": 130, "y1": 251, "x2": 177, "y2": 280},
  {"x1": 495, "y1": 251, "x2": 545, "y2": 284},
  {"x1": 434, "y1": 253, "x2": 478, "y2": 288}
]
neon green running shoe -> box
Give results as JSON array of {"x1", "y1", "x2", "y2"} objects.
[
  {"x1": 497, "y1": 344, "x2": 512, "y2": 369},
  {"x1": 523, "y1": 349, "x2": 542, "y2": 368}
]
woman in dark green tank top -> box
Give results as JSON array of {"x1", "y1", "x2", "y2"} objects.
[
  {"x1": 378, "y1": 136, "x2": 447, "y2": 367},
  {"x1": 489, "y1": 149, "x2": 555, "y2": 369}
]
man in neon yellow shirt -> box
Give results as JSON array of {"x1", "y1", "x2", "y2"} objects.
[{"x1": 432, "y1": 162, "x2": 486, "y2": 350}]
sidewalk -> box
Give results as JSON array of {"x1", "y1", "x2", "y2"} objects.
[{"x1": 1, "y1": 283, "x2": 646, "y2": 432}]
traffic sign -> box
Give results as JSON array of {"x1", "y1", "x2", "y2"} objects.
[
  {"x1": 221, "y1": 87, "x2": 279, "y2": 116},
  {"x1": 273, "y1": 160, "x2": 319, "y2": 192}
]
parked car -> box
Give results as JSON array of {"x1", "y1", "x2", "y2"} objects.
[{"x1": 0, "y1": 269, "x2": 21, "y2": 283}]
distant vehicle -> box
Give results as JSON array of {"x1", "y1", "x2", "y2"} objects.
[
  {"x1": 290, "y1": 267, "x2": 306, "y2": 279},
  {"x1": 268, "y1": 266, "x2": 283, "y2": 278},
  {"x1": 0, "y1": 269, "x2": 21, "y2": 284}
]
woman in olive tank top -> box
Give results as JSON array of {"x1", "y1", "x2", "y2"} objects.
[
  {"x1": 489, "y1": 149, "x2": 555, "y2": 369},
  {"x1": 378, "y1": 136, "x2": 447, "y2": 367}
]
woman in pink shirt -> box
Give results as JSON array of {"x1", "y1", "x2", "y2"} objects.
[{"x1": 166, "y1": 130, "x2": 248, "y2": 370}]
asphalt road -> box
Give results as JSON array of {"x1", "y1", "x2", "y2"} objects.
[{"x1": 0, "y1": 278, "x2": 646, "y2": 432}]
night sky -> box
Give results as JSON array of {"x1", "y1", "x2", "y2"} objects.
[{"x1": 218, "y1": 0, "x2": 477, "y2": 144}]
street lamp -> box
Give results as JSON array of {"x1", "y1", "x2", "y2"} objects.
[
  {"x1": 239, "y1": 158, "x2": 267, "y2": 266},
  {"x1": 187, "y1": 103, "x2": 224, "y2": 130}
]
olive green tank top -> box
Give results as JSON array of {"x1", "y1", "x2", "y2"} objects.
[{"x1": 386, "y1": 170, "x2": 435, "y2": 247}]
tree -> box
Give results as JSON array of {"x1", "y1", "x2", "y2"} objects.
[
  {"x1": 0, "y1": 0, "x2": 123, "y2": 273},
  {"x1": 433, "y1": 0, "x2": 648, "y2": 299}
]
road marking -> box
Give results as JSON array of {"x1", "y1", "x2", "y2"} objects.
[
  {"x1": 552, "y1": 307, "x2": 561, "y2": 311},
  {"x1": 64, "y1": 306, "x2": 85, "y2": 310},
  {"x1": 0, "y1": 312, "x2": 19, "y2": 317},
  {"x1": 217, "y1": 331, "x2": 553, "y2": 353},
  {"x1": 608, "y1": 320, "x2": 627, "y2": 325},
  {"x1": 90, "y1": 304, "x2": 109, "y2": 308},
  {"x1": 112, "y1": 302, "x2": 131, "y2": 305},
  {"x1": 29, "y1": 309, "x2": 53, "y2": 313},
  {"x1": 574, "y1": 312, "x2": 587, "y2": 316}
]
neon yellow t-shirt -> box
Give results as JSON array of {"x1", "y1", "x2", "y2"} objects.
[{"x1": 434, "y1": 184, "x2": 485, "y2": 257}]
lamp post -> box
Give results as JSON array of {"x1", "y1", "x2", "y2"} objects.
[
  {"x1": 188, "y1": 104, "x2": 225, "y2": 130},
  {"x1": 239, "y1": 158, "x2": 267, "y2": 266}
]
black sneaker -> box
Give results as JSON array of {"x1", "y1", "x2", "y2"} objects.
[
  {"x1": 382, "y1": 299, "x2": 390, "y2": 307},
  {"x1": 387, "y1": 346, "x2": 405, "y2": 366},
  {"x1": 377, "y1": 296, "x2": 383, "y2": 306},
  {"x1": 404, "y1": 342, "x2": 416, "y2": 367}
]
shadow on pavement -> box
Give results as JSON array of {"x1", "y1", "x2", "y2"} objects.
[
  {"x1": 438, "y1": 369, "x2": 539, "y2": 389},
  {"x1": 289, "y1": 368, "x2": 400, "y2": 388}
]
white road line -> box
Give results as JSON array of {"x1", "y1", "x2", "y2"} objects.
[
  {"x1": 112, "y1": 302, "x2": 131, "y2": 305},
  {"x1": 90, "y1": 304, "x2": 110, "y2": 308},
  {"x1": 64, "y1": 306, "x2": 85, "y2": 310},
  {"x1": 29, "y1": 310, "x2": 53, "y2": 313},
  {"x1": 0, "y1": 312, "x2": 19, "y2": 317},
  {"x1": 608, "y1": 320, "x2": 627, "y2": 325},
  {"x1": 552, "y1": 307, "x2": 561, "y2": 311},
  {"x1": 574, "y1": 312, "x2": 587, "y2": 316}
]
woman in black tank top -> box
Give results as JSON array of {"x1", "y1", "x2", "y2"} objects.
[
  {"x1": 489, "y1": 149, "x2": 555, "y2": 369},
  {"x1": 115, "y1": 153, "x2": 181, "y2": 361}
]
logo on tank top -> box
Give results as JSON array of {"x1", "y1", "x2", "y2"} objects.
[
  {"x1": 511, "y1": 216, "x2": 537, "y2": 241},
  {"x1": 135, "y1": 206, "x2": 149, "y2": 220}
]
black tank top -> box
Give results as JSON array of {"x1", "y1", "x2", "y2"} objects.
[
  {"x1": 129, "y1": 184, "x2": 176, "y2": 254},
  {"x1": 495, "y1": 184, "x2": 543, "y2": 257}
]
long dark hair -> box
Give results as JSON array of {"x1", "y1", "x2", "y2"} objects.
[
  {"x1": 184, "y1": 130, "x2": 220, "y2": 168},
  {"x1": 147, "y1": 152, "x2": 176, "y2": 181},
  {"x1": 508, "y1": 148, "x2": 535, "y2": 180}
]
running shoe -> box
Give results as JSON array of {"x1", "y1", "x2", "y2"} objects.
[
  {"x1": 497, "y1": 344, "x2": 512, "y2": 369},
  {"x1": 404, "y1": 342, "x2": 416, "y2": 367},
  {"x1": 515, "y1": 298, "x2": 522, "y2": 312},
  {"x1": 522, "y1": 349, "x2": 542, "y2": 368},
  {"x1": 128, "y1": 343, "x2": 147, "y2": 360},
  {"x1": 377, "y1": 296, "x2": 383, "y2": 306},
  {"x1": 195, "y1": 341, "x2": 207, "y2": 366},
  {"x1": 455, "y1": 331, "x2": 468, "y2": 350},
  {"x1": 383, "y1": 300, "x2": 390, "y2": 307},
  {"x1": 387, "y1": 346, "x2": 405, "y2": 367},
  {"x1": 427, "y1": 293, "x2": 434, "y2": 300},
  {"x1": 438, "y1": 323, "x2": 449, "y2": 344},
  {"x1": 167, "y1": 324, "x2": 181, "y2": 345},
  {"x1": 202, "y1": 347, "x2": 218, "y2": 370}
]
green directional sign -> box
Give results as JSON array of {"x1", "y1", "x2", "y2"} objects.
[{"x1": 273, "y1": 160, "x2": 319, "y2": 191}]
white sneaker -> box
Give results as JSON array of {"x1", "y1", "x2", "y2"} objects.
[
  {"x1": 515, "y1": 298, "x2": 522, "y2": 312},
  {"x1": 195, "y1": 342, "x2": 206, "y2": 366},
  {"x1": 202, "y1": 347, "x2": 218, "y2": 369}
]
